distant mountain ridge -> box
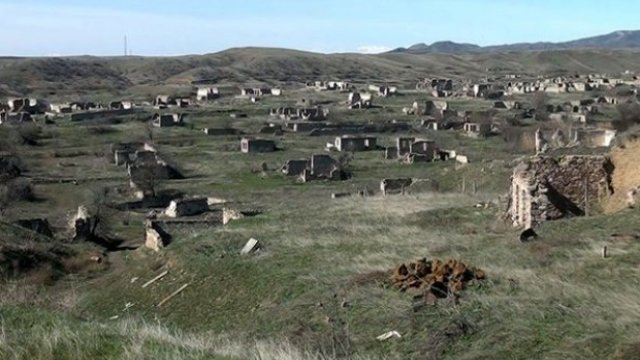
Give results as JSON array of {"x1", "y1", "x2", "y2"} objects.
[{"x1": 391, "y1": 30, "x2": 640, "y2": 54}]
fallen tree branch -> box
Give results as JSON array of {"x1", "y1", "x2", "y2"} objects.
[
  {"x1": 157, "y1": 283, "x2": 190, "y2": 307},
  {"x1": 141, "y1": 270, "x2": 168, "y2": 288}
]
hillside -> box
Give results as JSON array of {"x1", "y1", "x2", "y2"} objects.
[
  {"x1": 392, "y1": 30, "x2": 640, "y2": 54},
  {"x1": 2, "y1": 48, "x2": 640, "y2": 99}
]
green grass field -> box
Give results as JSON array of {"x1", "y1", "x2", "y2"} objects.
[{"x1": 1, "y1": 53, "x2": 639, "y2": 359}]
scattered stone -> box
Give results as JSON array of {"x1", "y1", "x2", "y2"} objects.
[
  {"x1": 144, "y1": 221, "x2": 170, "y2": 252},
  {"x1": 331, "y1": 192, "x2": 351, "y2": 199},
  {"x1": 223, "y1": 208, "x2": 245, "y2": 225},
  {"x1": 376, "y1": 331, "x2": 401, "y2": 341},
  {"x1": 207, "y1": 197, "x2": 227, "y2": 206},
  {"x1": 390, "y1": 258, "x2": 485, "y2": 304},
  {"x1": 455, "y1": 155, "x2": 469, "y2": 164},
  {"x1": 241, "y1": 238, "x2": 261, "y2": 255}
]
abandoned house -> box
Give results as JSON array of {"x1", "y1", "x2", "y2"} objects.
[
  {"x1": 463, "y1": 122, "x2": 492, "y2": 138},
  {"x1": 154, "y1": 95, "x2": 174, "y2": 107},
  {"x1": 494, "y1": 101, "x2": 521, "y2": 110},
  {"x1": 347, "y1": 92, "x2": 373, "y2": 109},
  {"x1": 165, "y1": 198, "x2": 209, "y2": 218},
  {"x1": 301, "y1": 154, "x2": 343, "y2": 181},
  {"x1": 307, "y1": 81, "x2": 350, "y2": 91},
  {"x1": 152, "y1": 113, "x2": 184, "y2": 127},
  {"x1": 269, "y1": 107, "x2": 327, "y2": 121},
  {"x1": 334, "y1": 135, "x2": 377, "y2": 152},
  {"x1": 509, "y1": 155, "x2": 613, "y2": 228},
  {"x1": 203, "y1": 128, "x2": 242, "y2": 136},
  {"x1": 49, "y1": 103, "x2": 73, "y2": 114},
  {"x1": 7, "y1": 98, "x2": 44, "y2": 114},
  {"x1": 240, "y1": 138, "x2": 276, "y2": 153},
  {"x1": 368, "y1": 84, "x2": 398, "y2": 97},
  {"x1": 282, "y1": 159, "x2": 309, "y2": 177},
  {"x1": 381, "y1": 178, "x2": 413, "y2": 196},
  {"x1": 298, "y1": 107, "x2": 328, "y2": 121},
  {"x1": 196, "y1": 87, "x2": 220, "y2": 101},
  {"x1": 570, "y1": 128, "x2": 617, "y2": 147},
  {"x1": 424, "y1": 100, "x2": 449, "y2": 116},
  {"x1": 472, "y1": 84, "x2": 490, "y2": 98},
  {"x1": 0, "y1": 111, "x2": 32, "y2": 124},
  {"x1": 396, "y1": 137, "x2": 415, "y2": 158},
  {"x1": 109, "y1": 101, "x2": 133, "y2": 110},
  {"x1": 393, "y1": 137, "x2": 438, "y2": 162},
  {"x1": 283, "y1": 121, "x2": 329, "y2": 133},
  {"x1": 71, "y1": 102, "x2": 99, "y2": 111},
  {"x1": 416, "y1": 78, "x2": 453, "y2": 92},
  {"x1": 240, "y1": 88, "x2": 274, "y2": 97},
  {"x1": 282, "y1": 154, "x2": 343, "y2": 182}
]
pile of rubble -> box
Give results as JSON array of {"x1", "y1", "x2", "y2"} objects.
[{"x1": 390, "y1": 258, "x2": 485, "y2": 304}]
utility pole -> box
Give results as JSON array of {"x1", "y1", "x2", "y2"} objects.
[{"x1": 124, "y1": 35, "x2": 128, "y2": 57}]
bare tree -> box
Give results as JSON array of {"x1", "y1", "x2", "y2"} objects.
[
  {"x1": 614, "y1": 102, "x2": 640, "y2": 132},
  {"x1": 87, "y1": 186, "x2": 115, "y2": 238},
  {"x1": 17, "y1": 123, "x2": 43, "y2": 146},
  {"x1": 134, "y1": 165, "x2": 164, "y2": 198}
]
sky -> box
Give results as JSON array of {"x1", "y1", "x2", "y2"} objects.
[{"x1": 1, "y1": 0, "x2": 639, "y2": 56}]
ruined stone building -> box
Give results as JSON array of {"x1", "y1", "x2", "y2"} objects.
[
  {"x1": 509, "y1": 155, "x2": 613, "y2": 228},
  {"x1": 270, "y1": 107, "x2": 328, "y2": 121},
  {"x1": 154, "y1": 95, "x2": 174, "y2": 107},
  {"x1": 368, "y1": 84, "x2": 398, "y2": 97},
  {"x1": 152, "y1": 113, "x2": 184, "y2": 127},
  {"x1": 334, "y1": 135, "x2": 377, "y2": 152},
  {"x1": 494, "y1": 101, "x2": 521, "y2": 110},
  {"x1": 394, "y1": 137, "x2": 439, "y2": 162},
  {"x1": 423, "y1": 100, "x2": 448, "y2": 116},
  {"x1": 240, "y1": 87, "x2": 279, "y2": 97},
  {"x1": 165, "y1": 198, "x2": 209, "y2": 218},
  {"x1": 282, "y1": 121, "x2": 329, "y2": 133},
  {"x1": 282, "y1": 154, "x2": 344, "y2": 182},
  {"x1": 7, "y1": 98, "x2": 45, "y2": 114},
  {"x1": 196, "y1": 87, "x2": 220, "y2": 101},
  {"x1": 240, "y1": 138, "x2": 276, "y2": 153},
  {"x1": 416, "y1": 78, "x2": 453, "y2": 93},
  {"x1": 307, "y1": 81, "x2": 350, "y2": 91},
  {"x1": 203, "y1": 128, "x2": 242, "y2": 136},
  {"x1": 571, "y1": 128, "x2": 617, "y2": 147},
  {"x1": 347, "y1": 92, "x2": 373, "y2": 109},
  {"x1": 109, "y1": 101, "x2": 133, "y2": 110},
  {"x1": 0, "y1": 111, "x2": 32, "y2": 124},
  {"x1": 463, "y1": 122, "x2": 492, "y2": 138}
]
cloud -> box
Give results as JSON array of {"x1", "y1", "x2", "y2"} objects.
[{"x1": 355, "y1": 45, "x2": 392, "y2": 54}]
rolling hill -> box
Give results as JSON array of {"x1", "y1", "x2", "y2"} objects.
[
  {"x1": 1, "y1": 46, "x2": 640, "y2": 99},
  {"x1": 391, "y1": 30, "x2": 640, "y2": 54}
]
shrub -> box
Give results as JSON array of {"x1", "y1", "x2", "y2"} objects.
[
  {"x1": 2, "y1": 178, "x2": 35, "y2": 202},
  {"x1": 614, "y1": 102, "x2": 640, "y2": 132}
]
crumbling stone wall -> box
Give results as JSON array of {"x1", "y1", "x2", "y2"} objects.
[{"x1": 510, "y1": 155, "x2": 613, "y2": 228}]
